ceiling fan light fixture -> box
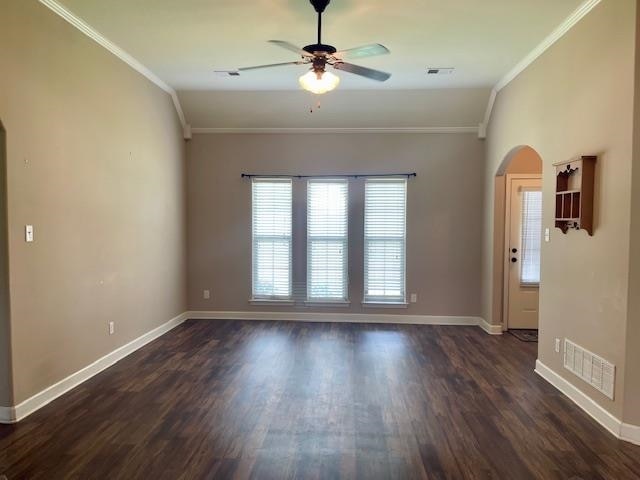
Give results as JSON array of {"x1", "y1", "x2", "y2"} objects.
[{"x1": 299, "y1": 70, "x2": 340, "y2": 94}]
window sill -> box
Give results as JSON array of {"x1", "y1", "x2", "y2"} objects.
[
  {"x1": 304, "y1": 300, "x2": 351, "y2": 308},
  {"x1": 362, "y1": 302, "x2": 409, "y2": 309},
  {"x1": 249, "y1": 298, "x2": 295, "y2": 306}
]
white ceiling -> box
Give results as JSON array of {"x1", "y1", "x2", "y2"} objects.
[{"x1": 57, "y1": 0, "x2": 584, "y2": 91}]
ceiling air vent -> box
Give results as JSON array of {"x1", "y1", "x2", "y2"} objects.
[
  {"x1": 214, "y1": 70, "x2": 240, "y2": 77},
  {"x1": 426, "y1": 67, "x2": 455, "y2": 75}
]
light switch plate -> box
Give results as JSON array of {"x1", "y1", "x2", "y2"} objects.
[
  {"x1": 544, "y1": 228, "x2": 550, "y2": 243},
  {"x1": 203, "y1": 289, "x2": 211, "y2": 300},
  {"x1": 410, "y1": 293, "x2": 417, "y2": 303},
  {"x1": 25, "y1": 225, "x2": 34, "y2": 243}
]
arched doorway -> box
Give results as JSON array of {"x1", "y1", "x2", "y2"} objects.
[{"x1": 492, "y1": 146, "x2": 543, "y2": 332}]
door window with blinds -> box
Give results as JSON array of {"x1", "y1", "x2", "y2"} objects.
[
  {"x1": 251, "y1": 179, "x2": 292, "y2": 299},
  {"x1": 307, "y1": 180, "x2": 349, "y2": 301},
  {"x1": 364, "y1": 178, "x2": 407, "y2": 304},
  {"x1": 520, "y1": 189, "x2": 542, "y2": 285}
]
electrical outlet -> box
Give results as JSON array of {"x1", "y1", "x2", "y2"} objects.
[
  {"x1": 25, "y1": 225, "x2": 34, "y2": 243},
  {"x1": 109, "y1": 322, "x2": 115, "y2": 335},
  {"x1": 203, "y1": 289, "x2": 211, "y2": 300},
  {"x1": 555, "y1": 338, "x2": 561, "y2": 353},
  {"x1": 410, "y1": 293, "x2": 418, "y2": 303}
]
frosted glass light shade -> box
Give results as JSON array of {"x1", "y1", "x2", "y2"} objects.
[{"x1": 299, "y1": 70, "x2": 340, "y2": 94}]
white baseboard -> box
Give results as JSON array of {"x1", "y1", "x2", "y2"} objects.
[
  {"x1": 0, "y1": 405, "x2": 12, "y2": 423},
  {"x1": 621, "y1": 422, "x2": 640, "y2": 446},
  {"x1": 0, "y1": 311, "x2": 189, "y2": 424},
  {"x1": 535, "y1": 359, "x2": 639, "y2": 445},
  {"x1": 186, "y1": 310, "x2": 487, "y2": 328},
  {"x1": 0, "y1": 311, "x2": 503, "y2": 424},
  {"x1": 478, "y1": 318, "x2": 503, "y2": 335}
]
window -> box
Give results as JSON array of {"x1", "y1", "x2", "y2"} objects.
[
  {"x1": 520, "y1": 189, "x2": 542, "y2": 285},
  {"x1": 307, "y1": 180, "x2": 349, "y2": 301},
  {"x1": 252, "y1": 179, "x2": 292, "y2": 299},
  {"x1": 364, "y1": 178, "x2": 407, "y2": 304}
]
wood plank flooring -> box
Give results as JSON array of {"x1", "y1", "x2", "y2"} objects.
[{"x1": 1, "y1": 320, "x2": 639, "y2": 479}]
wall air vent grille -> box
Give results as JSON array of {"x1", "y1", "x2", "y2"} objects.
[
  {"x1": 426, "y1": 67, "x2": 455, "y2": 75},
  {"x1": 563, "y1": 339, "x2": 615, "y2": 400}
]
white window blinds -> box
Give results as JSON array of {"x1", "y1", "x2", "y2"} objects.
[
  {"x1": 520, "y1": 189, "x2": 542, "y2": 285},
  {"x1": 252, "y1": 179, "x2": 292, "y2": 299},
  {"x1": 364, "y1": 179, "x2": 407, "y2": 303},
  {"x1": 307, "y1": 180, "x2": 349, "y2": 301}
]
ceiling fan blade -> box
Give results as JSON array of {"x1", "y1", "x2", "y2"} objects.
[
  {"x1": 333, "y1": 62, "x2": 391, "y2": 82},
  {"x1": 334, "y1": 43, "x2": 390, "y2": 60},
  {"x1": 239, "y1": 61, "x2": 307, "y2": 72},
  {"x1": 268, "y1": 40, "x2": 312, "y2": 57}
]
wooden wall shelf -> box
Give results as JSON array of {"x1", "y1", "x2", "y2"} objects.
[{"x1": 554, "y1": 156, "x2": 596, "y2": 235}]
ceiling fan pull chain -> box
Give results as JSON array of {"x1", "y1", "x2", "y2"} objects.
[{"x1": 309, "y1": 100, "x2": 322, "y2": 114}]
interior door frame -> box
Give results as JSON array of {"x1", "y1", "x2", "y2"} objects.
[{"x1": 502, "y1": 173, "x2": 542, "y2": 331}]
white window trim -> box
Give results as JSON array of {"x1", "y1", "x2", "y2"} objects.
[
  {"x1": 362, "y1": 177, "x2": 407, "y2": 305},
  {"x1": 304, "y1": 300, "x2": 351, "y2": 308},
  {"x1": 251, "y1": 178, "x2": 293, "y2": 301},
  {"x1": 306, "y1": 178, "x2": 350, "y2": 303},
  {"x1": 361, "y1": 301, "x2": 409, "y2": 309}
]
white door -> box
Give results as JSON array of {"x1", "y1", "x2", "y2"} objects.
[{"x1": 505, "y1": 176, "x2": 542, "y2": 330}]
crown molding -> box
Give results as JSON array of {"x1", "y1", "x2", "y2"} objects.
[
  {"x1": 38, "y1": 0, "x2": 188, "y2": 137},
  {"x1": 39, "y1": 0, "x2": 601, "y2": 140},
  {"x1": 479, "y1": 88, "x2": 497, "y2": 139},
  {"x1": 191, "y1": 126, "x2": 479, "y2": 135},
  {"x1": 483, "y1": 0, "x2": 602, "y2": 132}
]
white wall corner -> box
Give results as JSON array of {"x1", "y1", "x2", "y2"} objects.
[
  {"x1": 621, "y1": 423, "x2": 640, "y2": 446},
  {"x1": 478, "y1": 123, "x2": 487, "y2": 140},
  {"x1": 0, "y1": 312, "x2": 190, "y2": 424},
  {"x1": 478, "y1": 318, "x2": 503, "y2": 335},
  {"x1": 482, "y1": 88, "x2": 497, "y2": 134},
  {"x1": 183, "y1": 123, "x2": 193, "y2": 141},
  {"x1": 535, "y1": 359, "x2": 625, "y2": 440},
  {"x1": 0, "y1": 405, "x2": 16, "y2": 423}
]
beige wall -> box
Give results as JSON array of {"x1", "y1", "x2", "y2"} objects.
[
  {"x1": 187, "y1": 133, "x2": 485, "y2": 317},
  {"x1": 624, "y1": 1, "x2": 640, "y2": 426},
  {"x1": 0, "y1": 1, "x2": 187, "y2": 404},
  {"x1": 178, "y1": 89, "x2": 491, "y2": 130},
  {"x1": 483, "y1": 0, "x2": 636, "y2": 418}
]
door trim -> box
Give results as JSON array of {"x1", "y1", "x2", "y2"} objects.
[{"x1": 502, "y1": 174, "x2": 542, "y2": 331}]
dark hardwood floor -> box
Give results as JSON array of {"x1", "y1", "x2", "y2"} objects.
[{"x1": 1, "y1": 320, "x2": 639, "y2": 479}]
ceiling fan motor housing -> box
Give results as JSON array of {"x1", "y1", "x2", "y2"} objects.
[
  {"x1": 311, "y1": 56, "x2": 328, "y2": 77},
  {"x1": 303, "y1": 43, "x2": 337, "y2": 55}
]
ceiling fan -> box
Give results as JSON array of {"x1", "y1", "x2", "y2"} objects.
[{"x1": 238, "y1": 0, "x2": 391, "y2": 94}]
